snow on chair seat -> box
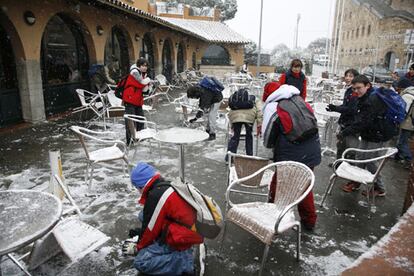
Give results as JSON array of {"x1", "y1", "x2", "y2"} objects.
[
  {"x1": 335, "y1": 161, "x2": 375, "y2": 184},
  {"x1": 227, "y1": 203, "x2": 296, "y2": 244},
  {"x1": 133, "y1": 127, "x2": 157, "y2": 141},
  {"x1": 88, "y1": 145, "x2": 126, "y2": 162}
]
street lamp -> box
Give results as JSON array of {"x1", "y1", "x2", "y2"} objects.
[{"x1": 256, "y1": 0, "x2": 264, "y2": 77}]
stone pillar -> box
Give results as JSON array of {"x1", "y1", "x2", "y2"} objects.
[{"x1": 16, "y1": 59, "x2": 46, "y2": 123}]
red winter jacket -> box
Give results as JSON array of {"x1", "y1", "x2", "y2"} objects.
[
  {"x1": 279, "y1": 71, "x2": 307, "y2": 100},
  {"x1": 122, "y1": 73, "x2": 147, "y2": 106},
  {"x1": 137, "y1": 175, "x2": 203, "y2": 251}
]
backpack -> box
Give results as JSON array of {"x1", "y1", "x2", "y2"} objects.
[
  {"x1": 169, "y1": 179, "x2": 223, "y2": 239},
  {"x1": 114, "y1": 68, "x2": 136, "y2": 99},
  {"x1": 198, "y1": 76, "x2": 224, "y2": 94},
  {"x1": 263, "y1": 95, "x2": 318, "y2": 148},
  {"x1": 373, "y1": 87, "x2": 407, "y2": 124},
  {"x1": 228, "y1": 88, "x2": 256, "y2": 110}
]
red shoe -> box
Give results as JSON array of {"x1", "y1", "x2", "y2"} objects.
[{"x1": 341, "y1": 182, "x2": 361, "y2": 193}]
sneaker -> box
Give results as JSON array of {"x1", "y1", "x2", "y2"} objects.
[
  {"x1": 361, "y1": 188, "x2": 386, "y2": 197},
  {"x1": 208, "y1": 133, "x2": 216, "y2": 141},
  {"x1": 341, "y1": 182, "x2": 361, "y2": 192}
]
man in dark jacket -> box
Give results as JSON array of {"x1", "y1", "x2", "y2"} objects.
[
  {"x1": 326, "y1": 69, "x2": 360, "y2": 162},
  {"x1": 123, "y1": 162, "x2": 203, "y2": 275},
  {"x1": 337, "y1": 75, "x2": 389, "y2": 197},
  {"x1": 187, "y1": 86, "x2": 223, "y2": 140}
]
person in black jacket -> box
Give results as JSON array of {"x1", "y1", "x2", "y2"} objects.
[
  {"x1": 187, "y1": 86, "x2": 223, "y2": 140},
  {"x1": 326, "y1": 69, "x2": 360, "y2": 161},
  {"x1": 337, "y1": 75, "x2": 389, "y2": 197}
]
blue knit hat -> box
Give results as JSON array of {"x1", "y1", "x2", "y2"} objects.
[
  {"x1": 397, "y1": 78, "x2": 413, "y2": 90},
  {"x1": 131, "y1": 162, "x2": 156, "y2": 189}
]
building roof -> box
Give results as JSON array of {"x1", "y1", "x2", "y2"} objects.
[
  {"x1": 162, "y1": 18, "x2": 250, "y2": 44},
  {"x1": 94, "y1": 0, "x2": 249, "y2": 44},
  {"x1": 353, "y1": 0, "x2": 414, "y2": 22}
]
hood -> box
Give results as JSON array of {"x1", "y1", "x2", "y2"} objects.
[
  {"x1": 261, "y1": 85, "x2": 300, "y2": 137},
  {"x1": 402, "y1": 86, "x2": 414, "y2": 96},
  {"x1": 130, "y1": 64, "x2": 138, "y2": 71}
]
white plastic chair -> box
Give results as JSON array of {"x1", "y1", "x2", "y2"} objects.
[
  {"x1": 105, "y1": 90, "x2": 125, "y2": 119},
  {"x1": 320, "y1": 147, "x2": 397, "y2": 210},
  {"x1": 221, "y1": 161, "x2": 315, "y2": 276},
  {"x1": 70, "y1": 126, "x2": 129, "y2": 191},
  {"x1": 123, "y1": 114, "x2": 160, "y2": 160},
  {"x1": 72, "y1": 89, "x2": 104, "y2": 120},
  {"x1": 155, "y1": 74, "x2": 174, "y2": 102}
]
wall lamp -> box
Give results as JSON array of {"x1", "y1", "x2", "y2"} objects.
[
  {"x1": 135, "y1": 34, "x2": 140, "y2": 41},
  {"x1": 23, "y1": 11, "x2": 36, "y2": 26},
  {"x1": 96, "y1": 25, "x2": 104, "y2": 36}
]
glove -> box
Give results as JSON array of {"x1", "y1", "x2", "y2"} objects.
[
  {"x1": 326, "y1": 104, "x2": 337, "y2": 112},
  {"x1": 122, "y1": 238, "x2": 138, "y2": 256},
  {"x1": 256, "y1": 125, "x2": 262, "y2": 137},
  {"x1": 189, "y1": 118, "x2": 197, "y2": 123}
]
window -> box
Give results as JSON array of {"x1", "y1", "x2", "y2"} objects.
[
  {"x1": 176, "y1": 43, "x2": 185, "y2": 73},
  {"x1": 351, "y1": 30, "x2": 354, "y2": 38},
  {"x1": 104, "y1": 27, "x2": 130, "y2": 80},
  {"x1": 356, "y1": 28, "x2": 359, "y2": 38},
  {"x1": 140, "y1": 33, "x2": 155, "y2": 78},
  {"x1": 201, "y1": 45, "x2": 230, "y2": 65},
  {"x1": 367, "y1": 25, "x2": 371, "y2": 36},
  {"x1": 41, "y1": 15, "x2": 88, "y2": 85}
]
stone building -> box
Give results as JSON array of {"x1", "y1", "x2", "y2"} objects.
[
  {"x1": 0, "y1": 0, "x2": 247, "y2": 127},
  {"x1": 329, "y1": 0, "x2": 414, "y2": 75}
]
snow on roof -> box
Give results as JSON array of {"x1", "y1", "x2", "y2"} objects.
[
  {"x1": 97, "y1": 0, "x2": 249, "y2": 44},
  {"x1": 162, "y1": 17, "x2": 249, "y2": 44}
]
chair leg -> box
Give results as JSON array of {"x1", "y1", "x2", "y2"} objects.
[
  {"x1": 218, "y1": 221, "x2": 228, "y2": 255},
  {"x1": 295, "y1": 224, "x2": 301, "y2": 261},
  {"x1": 259, "y1": 244, "x2": 270, "y2": 276},
  {"x1": 85, "y1": 163, "x2": 90, "y2": 184},
  {"x1": 88, "y1": 165, "x2": 95, "y2": 191},
  {"x1": 320, "y1": 175, "x2": 337, "y2": 207}
]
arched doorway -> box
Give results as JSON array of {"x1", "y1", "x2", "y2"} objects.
[
  {"x1": 104, "y1": 26, "x2": 130, "y2": 82},
  {"x1": 41, "y1": 14, "x2": 89, "y2": 115},
  {"x1": 162, "y1": 40, "x2": 173, "y2": 82},
  {"x1": 385, "y1": 51, "x2": 396, "y2": 71},
  {"x1": 0, "y1": 24, "x2": 21, "y2": 127},
  {"x1": 201, "y1": 45, "x2": 230, "y2": 65},
  {"x1": 177, "y1": 43, "x2": 185, "y2": 73},
  {"x1": 140, "y1": 33, "x2": 155, "y2": 78},
  {"x1": 192, "y1": 52, "x2": 197, "y2": 69}
]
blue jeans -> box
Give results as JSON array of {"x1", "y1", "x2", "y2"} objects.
[
  {"x1": 227, "y1": 122, "x2": 253, "y2": 157},
  {"x1": 134, "y1": 242, "x2": 194, "y2": 275},
  {"x1": 397, "y1": 129, "x2": 413, "y2": 161}
]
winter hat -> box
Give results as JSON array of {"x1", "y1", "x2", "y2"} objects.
[
  {"x1": 131, "y1": 162, "x2": 156, "y2": 189},
  {"x1": 397, "y1": 78, "x2": 413, "y2": 90}
]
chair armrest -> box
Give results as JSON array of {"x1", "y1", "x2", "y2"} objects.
[
  {"x1": 332, "y1": 155, "x2": 392, "y2": 173},
  {"x1": 342, "y1": 147, "x2": 397, "y2": 159}
]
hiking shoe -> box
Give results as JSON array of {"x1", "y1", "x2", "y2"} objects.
[
  {"x1": 361, "y1": 188, "x2": 386, "y2": 197},
  {"x1": 341, "y1": 182, "x2": 361, "y2": 193}
]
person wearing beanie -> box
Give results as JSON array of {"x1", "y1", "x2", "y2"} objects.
[
  {"x1": 262, "y1": 81, "x2": 281, "y2": 102},
  {"x1": 405, "y1": 63, "x2": 414, "y2": 85},
  {"x1": 395, "y1": 78, "x2": 414, "y2": 168},
  {"x1": 123, "y1": 162, "x2": 203, "y2": 275}
]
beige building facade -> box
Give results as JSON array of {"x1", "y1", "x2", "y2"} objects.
[
  {"x1": 0, "y1": 0, "x2": 246, "y2": 127},
  {"x1": 330, "y1": 0, "x2": 414, "y2": 74}
]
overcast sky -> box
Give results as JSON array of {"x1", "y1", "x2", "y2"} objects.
[{"x1": 227, "y1": 0, "x2": 334, "y2": 51}]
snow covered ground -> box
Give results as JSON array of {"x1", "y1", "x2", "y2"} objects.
[{"x1": 0, "y1": 90, "x2": 409, "y2": 275}]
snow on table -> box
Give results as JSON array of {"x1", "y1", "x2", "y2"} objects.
[
  {"x1": 154, "y1": 127, "x2": 209, "y2": 145},
  {"x1": 0, "y1": 190, "x2": 62, "y2": 255}
]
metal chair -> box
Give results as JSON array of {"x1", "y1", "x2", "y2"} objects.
[
  {"x1": 123, "y1": 114, "x2": 160, "y2": 160},
  {"x1": 320, "y1": 147, "x2": 397, "y2": 210},
  {"x1": 154, "y1": 74, "x2": 174, "y2": 102},
  {"x1": 105, "y1": 90, "x2": 125, "y2": 120},
  {"x1": 69, "y1": 126, "x2": 129, "y2": 191},
  {"x1": 221, "y1": 161, "x2": 315, "y2": 276},
  {"x1": 72, "y1": 89, "x2": 104, "y2": 120}
]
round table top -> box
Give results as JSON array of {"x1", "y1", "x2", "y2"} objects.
[
  {"x1": 154, "y1": 127, "x2": 209, "y2": 145},
  {"x1": 0, "y1": 190, "x2": 62, "y2": 255},
  {"x1": 313, "y1": 102, "x2": 340, "y2": 118}
]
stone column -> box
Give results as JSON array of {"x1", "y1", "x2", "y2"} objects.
[{"x1": 16, "y1": 59, "x2": 46, "y2": 123}]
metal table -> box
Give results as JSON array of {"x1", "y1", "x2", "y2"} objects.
[
  {"x1": 154, "y1": 127, "x2": 209, "y2": 182},
  {"x1": 0, "y1": 190, "x2": 62, "y2": 275}
]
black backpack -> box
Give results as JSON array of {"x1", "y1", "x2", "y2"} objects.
[
  {"x1": 229, "y1": 88, "x2": 255, "y2": 110},
  {"x1": 114, "y1": 68, "x2": 138, "y2": 99}
]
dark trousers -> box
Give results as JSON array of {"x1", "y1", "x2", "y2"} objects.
[
  {"x1": 227, "y1": 122, "x2": 253, "y2": 156},
  {"x1": 125, "y1": 103, "x2": 144, "y2": 145}
]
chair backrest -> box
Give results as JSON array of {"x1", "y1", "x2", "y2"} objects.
[
  {"x1": 76, "y1": 89, "x2": 88, "y2": 106},
  {"x1": 70, "y1": 126, "x2": 92, "y2": 159},
  {"x1": 155, "y1": 74, "x2": 168, "y2": 85},
  {"x1": 124, "y1": 114, "x2": 155, "y2": 139},
  {"x1": 229, "y1": 153, "x2": 271, "y2": 187},
  {"x1": 107, "y1": 90, "x2": 123, "y2": 107},
  {"x1": 179, "y1": 72, "x2": 188, "y2": 81}
]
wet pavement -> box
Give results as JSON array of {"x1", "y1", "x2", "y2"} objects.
[{"x1": 0, "y1": 89, "x2": 410, "y2": 276}]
